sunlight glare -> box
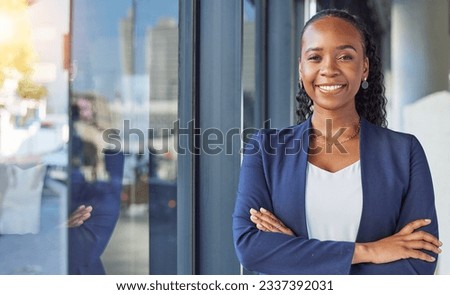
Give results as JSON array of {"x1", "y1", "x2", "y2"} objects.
[{"x1": 0, "y1": 12, "x2": 14, "y2": 43}]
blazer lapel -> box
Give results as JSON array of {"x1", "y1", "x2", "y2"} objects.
[
  {"x1": 356, "y1": 118, "x2": 379, "y2": 242},
  {"x1": 292, "y1": 118, "x2": 311, "y2": 238}
]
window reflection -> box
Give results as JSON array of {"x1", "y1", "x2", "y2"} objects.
[
  {"x1": 243, "y1": 0, "x2": 256, "y2": 139},
  {"x1": 147, "y1": 15, "x2": 178, "y2": 275},
  {"x1": 70, "y1": 0, "x2": 178, "y2": 274},
  {"x1": 0, "y1": 0, "x2": 69, "y2": 274},
  {"x1": 68, "y1": 92, "x2": 125, "y2": 274}
]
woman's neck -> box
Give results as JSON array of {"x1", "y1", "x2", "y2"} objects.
[{"x1": 310, "y1": 109, "x2": 360, "y2": 137}]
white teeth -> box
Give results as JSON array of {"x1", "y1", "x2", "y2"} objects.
[{"x1": 318, "y1": 85, "x2": 344, "y2": 91}]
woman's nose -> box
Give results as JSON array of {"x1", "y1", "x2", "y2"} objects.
[{"x1": 320, "y1": 57, "x2": 339, "y2": 77}]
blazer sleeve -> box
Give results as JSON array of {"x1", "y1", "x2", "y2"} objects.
[
  {"x1": 68, "y1": 180, "x2": 122, "y2": 274},
  {"x1": 232, "y1": 132, "x2": 355, "y2": 275},
  {"x1": 388, "y1": 135, "x2": 438, "y2": 274},
  {"x1": 351, "y1": 135, "x2": 439, "y2": 275}
]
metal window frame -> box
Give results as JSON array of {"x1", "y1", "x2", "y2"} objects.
[
  {"x1": 178, "y1": 0, "x2": 243, "y2": 275},
  {"x1": 256, "y1": 0, "x2": 304, "y2": 129}
]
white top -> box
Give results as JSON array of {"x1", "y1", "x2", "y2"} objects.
[{"x1": 305, "y1": 160, "x2": 363, "y2": 242}]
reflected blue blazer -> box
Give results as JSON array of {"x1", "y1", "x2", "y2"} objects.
[
  {"x1": 232, "y1": 117, "x2": 438, "y2": 275},
  {"x1": 69, "y1": 151, "x2": 124, "y2": 275}
]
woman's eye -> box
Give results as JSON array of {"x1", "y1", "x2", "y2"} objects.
[
  {"x1": 307, "y1": 55, "x2": 321, "y2": 61},
  {"x1": 338, "y1": 55, "x2": 353, "y2": 61}
]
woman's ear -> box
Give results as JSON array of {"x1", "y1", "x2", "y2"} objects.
[
  {"x1": 363, "y1": 56, "x2": 369, "y2": 78},
  {"x1": 298, "y1": 58, "x2": 303, "y2": 80}
]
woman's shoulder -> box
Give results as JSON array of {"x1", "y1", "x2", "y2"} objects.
[{"x1": 362, "y1": 118, "x2": 422, "y2": 148}]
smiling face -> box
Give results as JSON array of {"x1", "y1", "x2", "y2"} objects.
[{"x1": 299, "y1": 16, "x2": 368, "y2": 114}]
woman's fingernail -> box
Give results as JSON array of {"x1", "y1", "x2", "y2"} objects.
[
  {"x1": 260, "y1": 207, "x2": 267, "y2": 213},
  {"x1": 250, "y1": 208, "x2": 257, "y2": 214},
  {"x1": 424, "y1": 219, "x2": 431, "y2": 223},
  {"x1": 439, "y1": 241, "x2": 443, "y2": 246},
  {"x1": 430, "y1": 257, "x2": 436, "y2": 262},
  {"x1": 250, "y1": 215, "x2": 258, "y2": 221}
]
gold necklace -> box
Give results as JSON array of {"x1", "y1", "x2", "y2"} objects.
[{"x1": 312, "y1": 122, "x2": 361, "y2": 146}]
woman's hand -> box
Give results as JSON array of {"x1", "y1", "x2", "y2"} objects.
[
  {"x1": 68, "y1": 205, "x2": 93, "y2": 228},
  {"x1": 249, "y1": 207, "x2": 295, "y2": 236},
  {"x1": 353, "y1": 219, "x2": 443, "y2": 264}
]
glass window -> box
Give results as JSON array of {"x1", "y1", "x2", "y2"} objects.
[
  {"x1": 70, "y1": 0, "x2": 178, "y2": 275},
  {"x1": 0, "y1": 0, "x2": 70, "y2": 274}
]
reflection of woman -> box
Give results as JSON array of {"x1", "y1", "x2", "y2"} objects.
[
  {"x1": 232, "y1": 9, "x2": 441, "y2": 275},
  {"x1": 68, "y1": 151, "x2": 124, "y2": 275},
  {"x1": 68, "y1": 95, "x2": 125, "y2": 274}
]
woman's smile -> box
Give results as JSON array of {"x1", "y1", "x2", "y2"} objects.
[{"x1": 315, "y1": 83, "x2": 346, "y2": 93}]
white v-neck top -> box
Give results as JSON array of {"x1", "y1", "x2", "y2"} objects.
[{"x1": 305, "y1": 160, "x2": 363, "y2": 242}]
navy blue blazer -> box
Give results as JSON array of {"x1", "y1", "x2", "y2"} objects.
[{"x1": 233, "y1": 117, "x2": 438, "y2": 275}]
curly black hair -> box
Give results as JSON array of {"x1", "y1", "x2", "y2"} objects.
[{"x1": 296, "y1": 9, "x2": 388, "y2": 127}]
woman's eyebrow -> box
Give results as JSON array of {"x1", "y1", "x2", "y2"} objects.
[
  {"x1": 304, "y1": 45, "x2": 358, "y2": 53},
  {"x1": 336, "y1": 44, "x2": 357, "y2": 52},
  {"x1": 305, "y1": 47, "x2": 322, "y2": 53}
]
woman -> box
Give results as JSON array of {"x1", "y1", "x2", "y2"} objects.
[{"x1": 232, "y1": 9, "x2": 442, "y2": 275}]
